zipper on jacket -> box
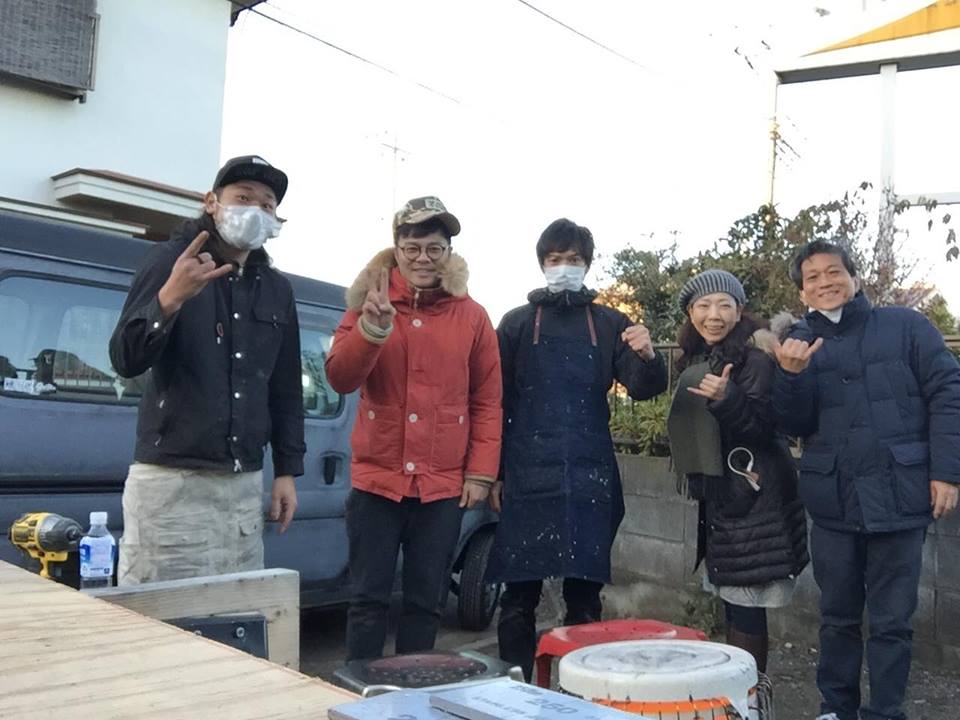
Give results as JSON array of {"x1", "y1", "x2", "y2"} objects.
[
  {"x1": 234, "y1": 458, "x2": 243, "y2": 473},
  {"x1": 412, "y1": 287, "x2": 420, "y2": 310}
]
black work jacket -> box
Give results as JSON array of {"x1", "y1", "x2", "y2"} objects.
[{"x1": 109, "y1": 220, "x2": 305, "y2": 477}]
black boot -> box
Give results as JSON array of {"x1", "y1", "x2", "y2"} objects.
[
  {"x1": 726, "y1": 626, "x2": 769, "y2": 674},
  {"x1": 497, "y1": 582, "x2": 541, "y2": 682}
]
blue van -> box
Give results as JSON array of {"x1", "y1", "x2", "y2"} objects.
[{"x1": 0, "y1": 211, "x2": 500, "y2": 630}]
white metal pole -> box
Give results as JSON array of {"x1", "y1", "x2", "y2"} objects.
[
  {"x1": 879, "y1": 63, "x2": 897, "y2": 194},
  {"x1": 877, "y1": 62, "x2": 898, "y2": 303}
]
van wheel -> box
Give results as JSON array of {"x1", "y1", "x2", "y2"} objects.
[{"x1": 457, "y1": 529, "x2": 501, "y2": 631}]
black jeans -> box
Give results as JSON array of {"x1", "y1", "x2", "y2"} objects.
[
  {"x1": 811, "y1": 524, "x2": 925, "y2": 720},
  {"x1": 345, "y1": 489, "x2": 463, "y2": 661},
  {"x1": 724, "y1": 602, "x2": 768, "y2": 635},
  {"x1": 497, "y1": 577, "x2": 603, "y2": 681}
]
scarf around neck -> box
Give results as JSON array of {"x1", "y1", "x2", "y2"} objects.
[{"x1": 667, "y1": 357, "x2": 724, "y2": 481}]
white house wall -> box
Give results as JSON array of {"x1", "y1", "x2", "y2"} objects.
[{"x1": 0, "y1": 0, "x2": 229, "y2": 206}]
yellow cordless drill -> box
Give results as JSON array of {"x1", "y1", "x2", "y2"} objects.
[{"x1": 9, "y1": 512, "x2": 83, "y2": 579}]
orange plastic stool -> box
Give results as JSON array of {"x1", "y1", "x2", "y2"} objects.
[{"x1": 534, "y1": 619, "x2": 709, "y2": 688}]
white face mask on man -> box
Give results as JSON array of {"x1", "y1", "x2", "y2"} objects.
[
  {"x1": 544, "y1": 264, "x2": 587, "y2": 293},
  {"x1": 216, "y1": 204, "x2": 282, "y2": 251}
]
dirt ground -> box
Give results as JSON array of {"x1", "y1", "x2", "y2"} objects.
[{"x1": 764, "y1": 640, "x2": 959, "y2": 720}]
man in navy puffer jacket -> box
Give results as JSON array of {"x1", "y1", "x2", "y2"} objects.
[{"x1": 772, "y1": 240, "x2": 960, "y2": 720}]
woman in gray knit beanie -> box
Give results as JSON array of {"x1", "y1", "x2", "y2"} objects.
[
  {"x1": 677, "y1": 268, "x2": 747, "y2": 313},
  {"x1": 666, "y1": 268, "x2": 808, "y2": 677}
]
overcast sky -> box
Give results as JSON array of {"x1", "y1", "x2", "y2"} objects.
[{"x1": 221, "y1": 0, "x2": 960, "y2": 324}]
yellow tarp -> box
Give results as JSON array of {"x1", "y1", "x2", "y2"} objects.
[{"x1": 812, "y1": 0, "x2": 960, "y2": 55}]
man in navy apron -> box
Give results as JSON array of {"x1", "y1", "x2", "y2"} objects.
[{"x1": 486, "y1": 218, "x2": 669, "y2": 680}]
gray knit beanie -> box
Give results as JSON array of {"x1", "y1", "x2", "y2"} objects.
[{"x1": 678, "y1": 269, "x2": 747, "y2": 310}]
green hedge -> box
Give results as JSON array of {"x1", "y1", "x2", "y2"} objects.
[{"x1": 609, "y1": 394, "x2": 671, "y2": 457}]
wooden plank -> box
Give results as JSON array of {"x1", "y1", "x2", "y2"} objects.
[
  {"x1": 87, "y1": 568, "x2": 300, "y2": 669},
  {"x1": 0, "y1": 561, "x2": 356, "y2": 719}
]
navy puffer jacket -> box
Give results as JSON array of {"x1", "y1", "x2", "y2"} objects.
[{"x1": 772, "y1": 293, "x2": 960, "y2": 532}]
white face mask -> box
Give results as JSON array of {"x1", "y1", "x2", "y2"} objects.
[
  {"x1": 216, "y1": 204, "x2": 281, "y2": 251},
  {"x1": 544, "y1": 264, "x2": 587, "y2": 293}
]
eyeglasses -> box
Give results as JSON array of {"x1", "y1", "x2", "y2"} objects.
[{"x1": 398, "y1": 243, "x2": 448, "y2": 261}]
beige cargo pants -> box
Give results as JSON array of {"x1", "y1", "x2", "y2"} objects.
[{"x1": 118, "y1": 462, "x2": 265, "y2": 585}]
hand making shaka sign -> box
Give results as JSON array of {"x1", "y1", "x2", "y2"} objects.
[
  {"x1": 774, "y1": 337, "x2": 824, "y2": 374},
  {"x1": 688, "y1": 363, "x2": 734, "y2": 402}
]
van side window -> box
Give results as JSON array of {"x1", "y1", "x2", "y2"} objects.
[
  {"x1": 0, "y1": 276, "x2": 146, "y2": 404},
  {"x1": 298, "y1": 304, "x2": 342, "y2": 418}
]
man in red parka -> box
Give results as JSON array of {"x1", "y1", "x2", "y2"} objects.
[{"x1": 326, "y1": 196, "x2": 502, "y2": 661}]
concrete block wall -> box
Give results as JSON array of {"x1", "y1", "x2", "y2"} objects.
[{"x1": 604, "y1": 454, "x2": 960, "y2": 670}]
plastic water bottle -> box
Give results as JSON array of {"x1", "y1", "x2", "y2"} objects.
[{"x1": 79, "y1": 511, "x2": 116, "y2": 589}]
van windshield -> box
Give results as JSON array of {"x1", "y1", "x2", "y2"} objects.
[{"x1": 0, "y1": 275, "x2": 344, "y2": 417}]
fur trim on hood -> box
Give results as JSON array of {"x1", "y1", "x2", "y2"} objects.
[
  {"x1": 751, "y1": 328, "x2": 780, "y2": 357},
  {"x1": 769, "y1": 311, "x2": 801, "y2": 342},
  {"x1": 345, "y1": 248, "x2": 470, "y2": 310}
]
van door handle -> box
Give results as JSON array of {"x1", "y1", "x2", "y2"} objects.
[{"x1": 322, "y1": 456, "x2": 337, "y2": 485}]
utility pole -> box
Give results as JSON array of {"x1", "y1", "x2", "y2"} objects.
[
  {"x1": 379, "y1": 132, "x2": 410, "y2": 210},
  {"x1": 767, "y1": 80, "x2": 780, "y2": 207}
]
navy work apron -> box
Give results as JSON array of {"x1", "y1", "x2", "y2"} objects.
[{"x1": 486, "y1": 305, "x2": 624, "y2": 584}]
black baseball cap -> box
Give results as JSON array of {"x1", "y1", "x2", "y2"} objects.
[{"x1": 213, "y1": 155, "x2": 288, "y2": 204}]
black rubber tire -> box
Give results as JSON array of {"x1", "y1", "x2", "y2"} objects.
[{"x1": 457, "y1": 529, "x2": 501, "y2": 631}]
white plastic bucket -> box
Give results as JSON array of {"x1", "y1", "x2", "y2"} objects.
[{"x1": 558, "y1": 640, "x2": 760, "y2": 720}]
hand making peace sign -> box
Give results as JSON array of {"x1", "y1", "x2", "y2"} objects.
[
  {"x1": 362, "y1": 267, "x2": 397, "y2": 331},
  {"x1": 687, "y1": 363, "x2": 734, "y2": 402},
  {"x1": 158, "y1": 231, "x2": 234, "y2": 317}
]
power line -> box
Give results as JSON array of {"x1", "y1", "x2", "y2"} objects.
[
  {"x1": 239, "y1": 3, "x2": 463, "y2": 106},
  {"x1": 512, "y1": 0, "x2": 646, "y2": 68},
  {"x1": 234, "y1": 1, "x2": 798, "y2": 162}
]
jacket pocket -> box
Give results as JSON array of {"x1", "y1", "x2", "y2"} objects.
[
  {"x1": 151, "y1": 392, "x2": 173, "y2": 444},
  {"x1": 797, "y1": 450, "x2": 842, "y2": 520},
  {"x1": 889, "y1": 441, "x2": 930, "y2": 516},
  {"x1": 352, "y1": 401, "x2": 403, "y2": 469},
  {"x1": 251, "y1": 304, "x2": 289, "y2": 371},
  {"x1": 432, "y1": 404, "x2": 470, "y2": 471}
]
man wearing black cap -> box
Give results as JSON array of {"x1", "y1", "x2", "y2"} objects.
[{"x1": 109, "y1": 156, "x2": 305, "y2": 585}]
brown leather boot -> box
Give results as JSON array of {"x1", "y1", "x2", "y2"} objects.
[{"x1": 726, "y1": 627, "x2": 769, "y2": 674}]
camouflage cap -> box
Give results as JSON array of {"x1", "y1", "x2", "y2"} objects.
[{"x1": 393, "y1": 196, "x2": 461, "y2": 240}]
